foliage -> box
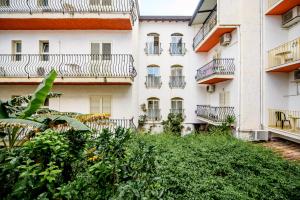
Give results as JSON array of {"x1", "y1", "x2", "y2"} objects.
[
  {"x1": 138, "y1": 114, "x2": 147, "y2": 129},
  {"x1": 209, "y1": 115, "x2": 236, "y2": 136},
  {"x1": 162, "y1": 113, "x2": 184, "y2": 135}
]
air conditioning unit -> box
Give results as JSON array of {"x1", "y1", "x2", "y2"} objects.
[
  {"x1": 206, "y1": 85, "x2": 216, "y2": 93},
  {"x1": 249, "y1": 130, "x2": 269, "y2": 141},
  {"x1": 220, "y1": 33, "x2": 231, "y2": 46},
  {"x1": 294, "y1": 69, "x2": 300, "y2": 81},
  {"x1": 282, "y1": 6, "x2": 300, "y2": 28}
]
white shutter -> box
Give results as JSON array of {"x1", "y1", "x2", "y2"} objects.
[
  {"x1": 102, "y1": 96, "x2": 111, "y2": 114},
  {"x1": 225, "y1": 91, "x2": 230, "y2": 106},
  {"x1": 90, "y1": 96, "x2": 111, "y2": 114},
  {"x1": 219, "y1": 92, "x2": 225, "y2": 107}
]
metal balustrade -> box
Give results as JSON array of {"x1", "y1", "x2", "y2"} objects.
[
  {"x1": 267, "y1": 37, "x2": 300, "y2": 69},
  {"x1": 193, "y1": 10, "x2": 217, "y2": 50},
  {"x1": 145, "y1": 76, "x2": 162, "y2": 88},
  {"x1": 144, "y1": 42, "x2": 163, "y2": 55},
  {"x1": 195, "y1": 58, "x2": 235, "y2": 81},
  {"x1": 169, "y1": 43, "x2": 186, "y2": 55},
  {"x1": 169, "y1": 76, "x2": 186, "y2": 89},
  {"x1": 147, "y1": 109, "x2": 161, "y2": 121},
  {"x1": 0, "y1": 0, "x2": 137, "y2": 22},
  {"x1": 170, "y1": 109, "x2": 184, "y2": 116},
  {"x1": 196, "y1": 105, "x2": 235, "y2": 123},
  {"x1": 0, "y1": 54, "x2": 137, "y2": 79}
]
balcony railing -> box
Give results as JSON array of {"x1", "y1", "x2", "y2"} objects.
[
  {"x1": 193, "y1": 10, "x2": 217, "y2": 50},
  {"x1": 169, "y1": 76, "x2": 186, "y2": 89},
  {"x1": 196, "y1": 105, "x2": 235, "y2": 123},
  {"x1": 0, "y1": 0, "x2": 137, "y2": 21},
  {"x1": 0, "y1": 54, "x2": 137, "y2": 79},
  {"x1": 268, "y1": 0, "x2": 281, "y2": 9},
  {"x1": 267, "y1": 37, "x2": 300, "y2": 69},
  {"x1": 170, "y1": 109, "x2": 184, "y2": 117},
  {"x1": 195, "y1": 58, "x2": 235, "y2": 81},
  {"x1": 145, "y1": 76, "x2": 162, "y2": 88},
  {"x1": 144, "y1": 42, "x2": 163, "y2": 55},
  {"x1": 268, "y1": 109, "x2": 300, "y2": 132},
  {"x1": 169, "y1": 43, "x2": 186, "y2": 56},
  {"x1": 147, "y1": 109, "x2": 161, "y2": 121}
]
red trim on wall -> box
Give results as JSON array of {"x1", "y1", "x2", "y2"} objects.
[{"x1": 0, "y1": 18, "x2": 132, "y2": 30}]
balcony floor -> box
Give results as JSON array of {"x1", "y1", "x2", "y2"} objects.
[
  {"x1": 0, "y1": 77, "x2": 133, "y2": 85},
  {"x1": 196, "y1": 116, "x2": 222, "y2": 126},
  {"x1": 197, "y1": 74, "x2": 234, "y2": 84},
  {"x1": 266, "y1": 60, "x2": 300, "y2": 72},
  {"x1": 195, "y1": 26, "x2": 236, "y2": 52},
  {"x1": 266, "y1": 0, "x2": 300, "y2": 15},
  {"x1": 268, "y1": 126, "x2": 300, "y2": 144}
]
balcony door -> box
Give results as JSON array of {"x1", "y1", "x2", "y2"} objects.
[
  {"x1": 171, "y1": 65, "x2": 183, "y2": 76},
  {"x1": 91, "y1": 42, "x2": 112, "y2": 76},
  {"x1": 90, "y1": 96, "x2": 111, "y2": 115},
  {"x1": 171, "y1": 98, "x2": 183, "y2": 114},
  {"x1": 12, "y1": 40, "x2": 22, "y2": 61},
  {"x1": 147, "y1": 33, "x2": 160, "y2": 54},
  {"x1": 148, "y1": 98, "x2": 160, "y2": 121},
  {"x1": 171, "y1": 33, "x2": 183, "y2": 54},
  {"x1": 146, "y1": 65, "x2": 160, "y2": 88}
]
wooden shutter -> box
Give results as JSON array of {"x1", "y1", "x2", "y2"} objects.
[
  {"x1": 102, "y1": 43, "x2": 111, "y2": 60},
  {"x1": 90, "y1": 96, "x2": 111, "y2": 114}
]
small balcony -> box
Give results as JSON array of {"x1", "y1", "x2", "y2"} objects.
[
  {"x1": 170, "y1": 109, "x2": 184, "y2": 117},
  {"x1": 147, "y1": 109, "x2": 161, "y2": 122},
  {"x1": 195, "y1": 58, "x2": 235, "y2": 84},
  {"x1": 169, "y1": 76, "x2": 186, "y2": 89},
  {"x1": 196, "y1": 105, "x2": 235, "y2": 125},
  {"x1": 144, "y1": 42, "x2": 163, "y2": 55},
  {"x1": 0, "y1": 0, "x2": 137, "y2": 30},
  {"x1": 0, "y1": 54, "x2": 137, "y2": 85},
  {"x1": 145, "y1": 76, "x2": 162, "y2": 88},
  {"x1": 268, "y1": 109, "x2": 300, "y2": 143},
  {"x1": 169, "y1": 43, "x2": 186, "y2": 56},
  {"x1": 266, "y1": 0, "x2": 300, "y2": 15},
  {"x1": 192, "y1": 10, "x2": 236, "y2": 52},
  {"x1": 266, "y1": 37, "x2": 300, "y2": 72}
]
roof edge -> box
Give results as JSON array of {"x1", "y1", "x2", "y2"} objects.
[
  {"x1": 139, "y1": 16, "x2": 191, "y2": 22},
  {"x1": 189, "y1": 0, "x2": 205, "y2": 26}
]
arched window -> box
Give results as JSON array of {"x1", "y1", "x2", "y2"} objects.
[
  {"x1": 147, "y1": 65, "x2": 160, "y2": 76},
  {"x1": 146, "y1": 33, "x2": 160, "y2": 55},
  {"x1": 171, "y1": 65, "x2": 183, "y2": 76},
  {"x1": 170, "y1": 33, "x2": 184, "y2": 55},
  {"x1": 171, "y1": 33, "x2": 183, "y2": 43},
  {"x1": 171, "y1": 97, "x2": 184, "y2": 115},
  {"x1": 147, "y1": 97, "x2": 160, "y2": 121},
  {"x1": 146, "y1": 65, "x2": 161, "y2": 88}
]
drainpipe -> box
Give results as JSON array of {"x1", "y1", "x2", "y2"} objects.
[
  {"x1": 260, "y1": 0, "x2": 264, "y2": 130},
  {"x1": 237, "y1": 25, "x2": 242, "y2": 135}
]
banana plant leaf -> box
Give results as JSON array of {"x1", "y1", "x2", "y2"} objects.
[
  {"x1": 0, "y1": 118, "x2": 46, "y2": 130},
  {"x1": 18, "y1": 70, "x2": 57, "y2": 119}
]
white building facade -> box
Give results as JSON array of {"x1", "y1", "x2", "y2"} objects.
[{"x1": 0, "y1": 0, "x2": 299, "y2": 142}]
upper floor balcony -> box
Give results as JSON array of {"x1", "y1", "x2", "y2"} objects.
[
  {"x1": 266, "y1": 0, "x2": 300, "y2": 15},
  {"x1": 192, "y1": 9, "x2": 236, "y2": 52},
  {"x1": 195, "y1": 58, "x2": 235, "y2": 84},
  {"x1": 145, "y1": 75, "x2": 162, "y2": 89},
  {"x1": 0, "y1": 54, "x2": 137, "y2": 85},
  {"x1": 196, "y1": 105, "x2": 235, "y2": 126},
  {"x1": 266, "y1": 37, "x2": 300, "y2": 72},
  {"x1": 0, "y1": 0, "x2": 137, "y2": 30},
  {"x1": 169, "y1": 43, "x2": 187, "y2": 56},
  {"x1": 169, "y1": 76, "x2": 186, "y2": 89}
]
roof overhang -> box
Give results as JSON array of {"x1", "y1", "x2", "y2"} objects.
[{"x1": 189, "y1": 0, "x2": 217, "y2": 26}]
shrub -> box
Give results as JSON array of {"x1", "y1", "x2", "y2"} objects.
[{"x1": 162, "y1": 113, "x2": 184, "y2": 135}]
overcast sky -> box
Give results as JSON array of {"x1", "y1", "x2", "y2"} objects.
[{"x1": 139, "y1": 0, "x2": 199, "y2": 16}]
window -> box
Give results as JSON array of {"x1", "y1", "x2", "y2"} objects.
[
  {"x1": 90, "y1": 96, "x2": 111, "y2": 114},
  {"x1": 12, "y1": 40, "x2": 22, "y2": 61},
  {"x1": 37, "y1": 0, "x2": 49, "y2": 7},
  {"x1": 170, "y1": 33, "x2": 184, "y2": 55},
  {"x1": 170, "y1": 65, "x2": 185, "y2": 89},
  {"x1": 91, "y1": 42, "x2": 112, "y2": 61},
  {"x1": 90, "y1": 0, "x2": 111, "y2": 6},
  {"x1": 171, "y1": 65, "x2": 183, "y2": 76},
  {"x1": 102, "y1": 0, "x2": 111, "y2": 6},
  {"x1": 171, "y1": 97, "x2": 183, "y2": 114},
  {"x1": 39, "y1": 41, "x2": 49, "y2": 61},
  {"x1": 146, "y1": 65, "x2": 161, "y2": 88},
  {"x1": 147, "y1": 98, "x2": 160, "y2": 121},
  {"x1": 102, "y1": 43, "x2": 112, "y2": 60},
  {"x1": 146, "y1": 33, "x2": 160, "y2": 55},
  {"x1": 0, "y1": 0, "x2": 9, "y2": 7},
  {"x1": 219, "y1": 91, "x2": 230, "y2": 107}
]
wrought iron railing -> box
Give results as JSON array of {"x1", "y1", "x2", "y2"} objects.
[
  {"x1": 195, "y1": 58, "x2": 235, "y2": 81},
  {"x1": 170, "y1": 109, "x2": 184, "y2": 116},
  {"x1": 169, "y1": 76, "x2": 186, "y2": 89},
  {"x1": 169, "y1": 43, "x2": 186, "y2": 55},
  {"x1": 196, "y1": 105, "x2": 234, "y2": 123},
  {"x1": 144, "y1": 42, "x2": 163, "y2": 55},
  {"x1": 193, "y1": 9, "x2": 217, "y2": 50},
  {"x1": 0, "y1": 0, "x2": 137, "y2": 23},
  {"x1": 267, "y1": 37, "x2": 300, "y2": 69},
  {"x1": 145, "y1": 76, "x2": 162, "y2": 88},
  {"x1": 0, "y1": 54, "x2": 137, "y2": 79},
  {"x1": 147, "y1": 109, "x2": 161, "y2": 121}
]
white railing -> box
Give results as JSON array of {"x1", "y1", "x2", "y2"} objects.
[
  {"x1": 268, "y1": 109, "x2": 300, "y2": 130},
  {"x1": 267, "y1": 37, "x2": 300, "y2": 69}
]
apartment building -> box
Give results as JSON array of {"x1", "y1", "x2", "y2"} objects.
[{"x1": 0, "y1": 0, "x2": 299, "y2": 142}]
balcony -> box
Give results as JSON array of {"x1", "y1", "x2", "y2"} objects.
[
  {"x1": 170, "y1": 109, "x2": 184, "y2": 117},
  {"x1": 144, "y1": 42, "x2": 163, "y2": 55},
  {"x1": 169, "y1": 43, "x2": 186, "y2": 56},
  {"x1": 268, "y1": 109, "x2": 300, "y2": 143},
  {"x1": 266, "y1": 37, "x2": 300, "y2": 72},
  {"x1": 196, "y1": 59, "x2": 235, "y2": 84},
  {"x1": 193, "y1": 10, "x2": 236, "y2": 52},
  {"x1": 266, "y1": 0, "x2": 300, "y2": 15},
  {"x1": 0, "y1": 54, "x2": 137, "y2": 85},
  {"x1": 145, "y1": 76, "x2": 162, "y2": 88},
  {"x1": 196, "y1": 105, "x2": 235, "y2": 125},
  {"x1": 0, "y1": 0, "x2": 137, "y2": 30},
  {"x1": 169, "y1": 76, "x2": 186, "y2": 89},
  {"x1": 147, "y1": 109, "x2": 161, "y2": 122}
]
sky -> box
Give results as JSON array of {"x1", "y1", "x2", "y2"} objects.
[{"x1": 139, "y1": 0, "x2": 199, "y2": 16}]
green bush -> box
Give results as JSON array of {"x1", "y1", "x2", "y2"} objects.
[{"x1": 162, "y1": 113, "x2": 184, "y2": 135}]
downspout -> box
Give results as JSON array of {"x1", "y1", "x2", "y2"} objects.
[
  {"x1": 260, "y1": 0, "x2": 264, "y2": 130},
  {"x1": 237, "y1": 25, "x2": 242, "y2": 135}
]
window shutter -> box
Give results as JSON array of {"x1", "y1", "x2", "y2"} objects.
[
  {"x1": 102, "y1": 0, "x2": 111, "y2": 6},
  {"x1": 102, "y1": 96, "x2": 111, "y2": 114},
  {"x1": 91, "y1": 43, "x2": 100, "y2": 54},
  {"x1": 90, "y1": 96, "x2": 101, "y2": 114},
  {"x1": 225, "y1": 91, "x2": 230, "y2": 106},
  {"x1": 102, "y1": 43, "x2": 111, "y2": 55},
  {"x1": 219, "y1": 92, "x2": 225, "y2": 107}
]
